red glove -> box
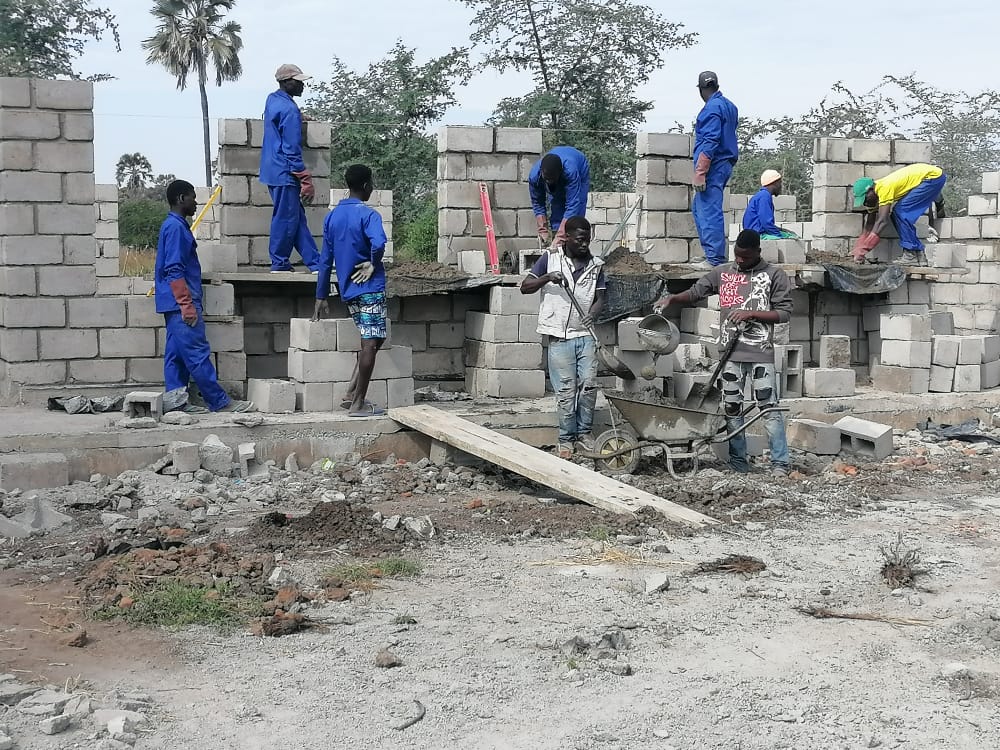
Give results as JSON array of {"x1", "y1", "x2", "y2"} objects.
[
  {"x1": 169, "y1": 279, "x2": 198, "y2": 326},
  {"x1": 553, "y1": 218, "x2": 568, "y2": 247},
  {"x1": 291, "y1": 169, "x2": 315, "y2": 202},
  {"x1": 535, "y1": 214, "x2": 551, "y2": 243},
  {"x1": 851, "y1": 232, "x2": 881, "y2": 261},
  {"x1": 693, "y1": 153, "x2": 711, "y2": 192}
]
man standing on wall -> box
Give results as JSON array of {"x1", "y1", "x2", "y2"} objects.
[
  {"x1": 520, "y1": 216, "x2": 606, "y2": 459},
  {"x1": 692, "y1": 71, "x2": 739, "y2": 269},
  {"x1": 743, "y1": 169, "x2": 797, "y2": 239},
  {"x1": 528, "y1": 146, "x2": 590, "y2": 248},
  {"x1": 655, "y1": 229, "x2": 792, "y2": 476},
  {"x1": 155, "y1": 180, "x2": 255, "y2": 413},
  {"x1": 259, "y1": 63, "x2": 320, "y2": 274}
]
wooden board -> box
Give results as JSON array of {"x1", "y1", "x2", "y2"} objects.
[{"x1": 389, "y1": 405, "x2": 719, "y2": 528}]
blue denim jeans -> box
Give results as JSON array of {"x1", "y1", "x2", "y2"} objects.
[
  {"x1": 720, "y1": 360, "x2": 789, "y2": 471},
  {"x1": 547, "y1": 336, "x2": 598, "y2": 445}
]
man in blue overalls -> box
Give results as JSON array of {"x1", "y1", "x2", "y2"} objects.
[
  {"x1": 692, "y1": 71, "x2": 739, "y2": 270},
  {"x1": 259, "y1": 63, "x2": 320, "y2": 273},
  {"x1": 155, "y1": 180, "x2": 254, "y2": 413},
  {"x1": 528, "y1": 146, "x2": 590, "y2": 247}
]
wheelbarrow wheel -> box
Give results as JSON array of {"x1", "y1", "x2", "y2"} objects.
[{"x1": 594, "y1": 427, "x2": 641, "y2": 475}]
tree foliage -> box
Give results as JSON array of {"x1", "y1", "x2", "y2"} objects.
[
  {"x1": 460, "y1": 0, "x2": 696, "y2": 190},
  {"x1": 119, "y1": 199, "x2": 167, "y2": 249},
  {"x1": 304, "y1": 41, "x2": 471, "y2": 253},
  {"x1": 116, "y1": 152, "x2": 154, "y2": 196},
  {"x1": 0, "y1": 0, "x2": 120, "y2": 80},
  {"x1": 142, "y1": 0, "x2": 244, "y2": 186}
]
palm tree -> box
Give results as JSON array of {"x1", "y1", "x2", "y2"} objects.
[
  {"x1": 142, "y1": 0, "x2": 243, "y2": 186},
  {"x1": 115, "y1": 152, "x2": 154, "y2": 195}
]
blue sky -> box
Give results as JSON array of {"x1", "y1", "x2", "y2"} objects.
[{"x1": 83, "y1": 0, "x2": 996, "y2": 185}]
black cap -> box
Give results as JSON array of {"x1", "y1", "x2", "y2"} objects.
[{"x1": 697, "y1": 70, "x2": 718, "y2": 88}]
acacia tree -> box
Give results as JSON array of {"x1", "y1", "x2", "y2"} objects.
[
  {"x1": 115, "y1": 152, "x2": 154, "y2": 196},
  {"x1": 304, "y1": 42, "x2": 471, "y2": 258},
  {"x1": 142, "y1": 0, "x2": 243, "y2": 186},
  {"x1": 459, "y1": 0, "x2": 696, "y2": 190},
  {"x1": 0, "y1": 0, "x2": 120, "y2": 80}
]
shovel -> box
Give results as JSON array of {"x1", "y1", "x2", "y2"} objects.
[
  {"x1": 682, "y1": 324, "x2": 745, "y2": 410},
  {"x1": 559, "y1": 276, "x2": 636, "y2": 380}
]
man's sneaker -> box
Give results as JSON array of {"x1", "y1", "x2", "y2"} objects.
[
  {"x1": 894, "y1": 250, "x2": 927, "y2": 266},
  {"x1": 218, "y1": 400, "x2": 257, "y2": 413},
  {"x1": 771, "y1": 466, "x2": 790, "y2": 478},
  {"x1": 574, "y1": 435, "x2": 596, "y2": 454},
  {"x1": 557, "y1": 443, "x2": 574, "y2": 459},
  {"x1": 689, "y1": 259, "x2": 715, "y2": 271}
]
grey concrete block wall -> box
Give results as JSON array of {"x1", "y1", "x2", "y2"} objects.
[{"x1": 95, "y1": 183, "x2": 119, "y2": 276}]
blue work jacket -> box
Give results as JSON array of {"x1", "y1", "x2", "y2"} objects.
[
  {"x1": 694, "y1": 91, "x2": 739, "y2": 166},
  {"x1": 154, "y1": 212, "x2": 202, "y2": 314},
  {"x1": 259, "y1": 90, "x2": 305, "y2": 186}
]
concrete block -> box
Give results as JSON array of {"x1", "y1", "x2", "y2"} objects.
[
  {"x1": 247, "y1": 378, "x2": 295, "y2": 413},
  {"x1": 458, "y1": 250, "x2": 487, "y2": 275},
  {"x1": 126, "y1": 356, "x2": 164, "y2": 383},
  {"x1": 680, "y1": 307, "x2": 720, "y2": 337},
  {"x1": 429, "y1": 323, "x2": 464, "y2": 349},
  {"x1": 437, "y1": 180, "x2": 485, "y2": 210},
  {"x1": 641, "y1": 239, "x2": 689, "y2": 264},
  {"x1": 803, "y1": 368, "x2": 855, "y2": 397},
  {"x1": 0, "y1": 266, "x2": 35, "y2": 296},
  {"x1": 289, "y1": 317, "x2": 338, "y2": 351},
  {"x1": 387, "y1": 377, "x2": 415, "y2": 408},
  {"x1": 931, "y1": 336, "x2": 960, "y2": 367},
  {"x1": 198, "y1": 243, "x2": 238, "y2": 273},
  {"x1": 928, "y1": 365, "x2": 954, "y2": 393},
  {"x1": 220, "y1": 205, "x2": 272, "y2": 236},
  {"x1": 4, "y1": 360, "x2": 67, "y2": 385},
  {"x1": 402, "y1": 295, "x2": 452, "y2": 322},
  {"x1": 813, "y1": 212, "x2": 863, "y2": 237},
  {"x1": 216, "y1": 351, "x2": 246, "y2": 381},
  {"x1": 892, "y1": 140, "x2": 933, "y2": 163},
  {"x1": 636, "y1": 158, "x2": 667, "y2": 185},
  {"x1": 0, "y1": 110, "x2": 60, "y2": 140},
  {"x1": 774, "y1": 238, "x2": 807, "y2": 263},
  {"x1": 202, "y1": 284, "x2": 236, "y2": 317},
  {"x1": 880, "y1": 340, "x2": 932, "y2": 368},
  {"x1": 669, "y1": 343, "x2": 707, "y2": 372},
  {"x1": 388, "y1": 323, "x2": 426, "y2": 351},
  {"x1": 468, "y1": 153, "x2": 518, "y2": 181},
  {"x1": 671, "y1": 372, "x2": 712, "y2": 402},
  {"x1": 0, "y1": 453, "x2": 69, "y2": 491},
  {"x1": 787, "y1": 419, "x2": 841, "y2": 455},
  {"x1": 34, "y1": 141, "x2": 94, "y2": 173},
  {"x1": 465, "y1": 367, "x2": 546, "y2": 398},
  {"x1": 636, "y1": 132, "x2": 691, "y2": 157},
  {"x1": 294, "y1": 381, "x2": 335, "y2": 412},
  {"x1": 99, "y1": 329, "x2": 155, "y2": 358},
  {"x1": 465, "y1": 311, "x2": 519, "y2": 342},
  {"x1": 880, "y1": 314, "x2": 931, "y2": 341},
  {"x1": 62, "y1": 112, "x2": 94, "y2": 141},
  {"x1": 65, "y1": 358, "x2": 124, "y2": 384},
  {"x1": 32, "y1": 78, "x2": 93, "y2": 109},
  {"x1": 871, "y1": 364, "x2": 930, "y2": 394},
  {"x1": 237, "y1": 442, "x2": 258, "y2": 477},
  {"x1": 849, "y1": 139, "x2": 892, "y2": 162},
  {"x1": 958, "y1": 336, "x2": 986, "y2": 365},
  {"x1": 813, "y1": 162, "x2": 865, "y2": 187},
  {"x1": 66, "y1": 297, "x2": 126, "y2": 329},
  {"x1": 372, "y1": 346, "x2": 413, "y2": 379},
  {"x1": 813, "y1": 137, "x2": 851, "y2": 162},
  {"x1": 464, "y1": 340, "x2": 541, "y2": 370},
  {"x1": 665, "y1": 211, "x2": 698, "y2": 238},
  {"x1": 39, "y1": 328, "x2": 98, "y2": 359},
  {"x1": 489, "y1": 286, "x2": 539, "y2": 315},
  {"x1": 518, "y1": 315, "x2": 541, "y2": 343},
  {"x1": 2, "y1": 297, "x2": 65, "y2": 327},
  {"x1": 287, "y1": 348, "x2": 356, "y2": 382},
  {"x1": 205, "y1": 319, "x2": 244, "y2": 352},
  {"x1": 0, "y1": 77, "x2": 31, "y2": 106},
  {"x1": 437, "y1": 126, "x2": 494, "y2": 153},
  {"x1": 0, "y1": 329, "x2": 37, "y2": 361},
  {"x1": 35, "y1": 266, "x2": 95, "y2": 297},
  {"x1": 982, "y1": 360, "x2": 1000, "y2": 390},
  {"x1": 0, "y1": 171, "x2": 61, "y2": 202},
  {"x1": 818, "y1": 335, "x2": 851, "y2": 369},
  {"x1": 0, "y1": 140, "x2": 32, "y2": 170},
  {"x1": 968, "y1": 194, "x2": 997, "y2": 216},
  {"x1": 641, "y1": 185, "x2": 689, "y2": 211},
  {"x1": 954, "y1": 364, "x2": 982, "y2": 392},
  {"x1": 666, "y1": 159, "x2": 694, "y2": 185},
  {"x1": 123, "y1": 390, "x2": 163, "y2": 419},
  {"x1": 494, "y1": 127, "x2": 542, "y2": 154},
  {"x1": 437, "y1": 153, "x2": 467, "y2": 181},
  {"x1": 412, "y1": 348, "x2": 463, "y2": 377},
  {"x1": 834, "y1": 415, "x2": 893, "y2": 460},
  {"x1": 0, "y1": 204, "x2": 34, "y2": 235},
  {"x1": 169, "y1": 441, "x2": 201, "y2": 473},
  {"x1": 811, "y1": 186, "x2": 849, "y2": 213}
]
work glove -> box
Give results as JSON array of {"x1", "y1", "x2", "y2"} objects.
[
  {"x1": 291, "y1": 169, "x2": 315, "y2": 203},
  {"x1": 693, "y1": 153, "x2": 712, "y2": 192},
  {"x1": 169, "y1": 279, "x2": 198, "y2": 327},
  {"x1": 851, "y1": 232, "x2": 881, "y2": 261},
  {"x1": 535, "y1": 214, "x2": 551, "y2": 244},
  {"x1": 312, "y1": 299, "x2": 329, "y2": 321},
  {"x1": 351, "y1": 261, "x2": 375, "y2": 284},
  {"x1": 553, "y1": 219, "x2": 568, "y2": 247}
]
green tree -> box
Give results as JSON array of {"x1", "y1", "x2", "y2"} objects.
[
  {"x1": 460, "y1": 0, "x2": 696, "y2": 190},
  {"x1": 0, "y1": 0, "x2": 120, "y2": 80},
  {"x1": 304, "y1": 41, "x2": 471, "y2": 257},
  {"x1": 142, "y1": 0, "x2": 244, "y2": 187},
  {"x1": 142, "y1": 173, "x2": 178, "y2": 201},
  {"x1": 115, "y1": 152, "x2": 154, "y2": 196},
  {"x1": 119, "y1": 199, "x2": 167, "y2": 249}
]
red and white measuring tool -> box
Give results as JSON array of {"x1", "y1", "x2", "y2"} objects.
[{"x1": 478, "y1": 182, "x2": 500, "y2": 275}]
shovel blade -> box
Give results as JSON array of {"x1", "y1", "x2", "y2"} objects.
[
  {"x1": 682, "y1": 382, "x2": 721, "y2": 410},
  {"x1": 597, "y1": 347, "x2": 636, "y2": 380}
]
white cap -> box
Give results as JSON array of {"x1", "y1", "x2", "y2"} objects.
[{"x1": 760, "y1": 169, "x2": 782, "y2": 187}]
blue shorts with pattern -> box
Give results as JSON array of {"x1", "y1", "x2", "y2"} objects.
[{"x1": 346, "y1": 291, "x2": 388, "y2": 340}]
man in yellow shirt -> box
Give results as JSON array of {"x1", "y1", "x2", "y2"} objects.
[{"x1": 850, "y1": 163, "x2": 946, "y2": 265}]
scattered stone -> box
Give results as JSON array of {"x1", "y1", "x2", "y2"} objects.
[
  {"x1": 0, "y1": 735, "x2": 12, "y2": 750},
  {"x1": 644, "y1": 573, "x2": 671, "y2": 594},
  {"x1": 161, "y1": 411, "x2": 196, "y2": 425},
  {"x1": 39, "y1": 714, "x2": 72, "y2": 734},
  {"x1": 375, "y1": 649, "x2": 403, "y2": 668},
  {"x1": 198, "y1": 434, "x2": 234, "y2": 475},
  {"x1": 382, "y1": 515, "x2": 402, "y2": 531},
  {"x1": 117, "y1": 417, "x2": 158, "y2": 429},
  {"x1": 402, "y1": 515, "x2": 435, "y2": 539},
  {"x1": 62, "y1": 628, "x2": 88, "y2": 647},
  {"x1": 602, "y1": 660, "x2": 633, "y2": 676},
  {"x1": 0, "y1": 515, "x2": 31, "y2": 539},
  {"x1": 0, "y1": 681, "x2": 39, "y2": 705},
  {"x1": 12, "y1": 495, "x2": 72, "y2": 531},
  {"x1": 940, "y1": 662, "x2": 971, "y2": 679},
  {"x1": 267, "y1": 566, "x2": 293, "y2": 590},
  {"x1": 650, "y1": 542, "x2": 671, "y2": 553},
  {"x1": 193, "y1": 469, "x2": 213, "y2": 484},
  {"x1": 91, "y1": 709, "x2": 147, "y2": 728},
  {"x1": 63, "y1": 696, "x2": 92, "y2": 717},
  {"x1": 616, "y1": 534, "x2": 643, "y2": 546},
  {"x1": 233, "y1": 414, "x2": 264, "y2": 428},
  {"x1": 284, "y1": 453, "x2": 299, "y2": 473}
]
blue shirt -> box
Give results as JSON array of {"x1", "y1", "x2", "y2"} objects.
[
  {"x1": 154, "y1": 212, "x2": 202, "y2": 314},
  {"x1": 694, "y1": 91, "x2": 739, "y2": 165},
  {"x1": 316, "y1": 198, "x2": 388, "y2": 302},
  {"x1": 259, "y1": 90, "x2": 305, "y2": 186},
  {"x1": 742, "y1": 188, "x2": 782, "y2": 235},
  {"x1": 528, "y1": 146, "x2": 590, "y2": 222}
]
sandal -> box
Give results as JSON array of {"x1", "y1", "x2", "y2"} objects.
[{"x1": 349, "y1": 402, "x2": 385, "y2": 417}]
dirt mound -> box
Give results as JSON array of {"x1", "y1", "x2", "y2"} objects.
[
  {"x1": 244, "y1": 501, "x2": 409, "y2": 553},
  {"x1": 603, "y1": 247, "x2": 658, "y2": 276},
  {"x1": 386, "y1": 260, "x2": 469, "y2": 280}
]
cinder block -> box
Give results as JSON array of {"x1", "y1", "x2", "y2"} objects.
[
  {"x1": 671, "y1": 372, "x2": 712, "y2": 402},
  {"x1": 958, "y1": 336, "x2": 986, "y2": 365},
  {"x1": 123, "y1": 390, "x2": 163, "y2": 419},
  {"x1": 849, "y1": 139, "x2": 892, "y2": 162},
  {"x1": 931, "y1": 336, "x2": 960, "y2": 367},
  {"x1": 169, "y1": 441, "x2": 201, "y2": 473},
  {"x1": 387, "y1": 377, "x2": 415, "y2": 408},
  {"x1": 0, "y1": 77, "x2": 31, "y2": 107},
  {"x1": 636, "y1": 158, "x2": 666, "y2": 185},
  {"x1": 680, "y1": 307, "x2": 720, "y2": 337},
  {"x1": 0, "y1": 329, "x2": 37, "y2": 361},
  {"x1": 216, "y1": 351, "x2": 246, "y2": 381},
  {"x1": 412, "y1": 349, "x2": 463, "y2": 377},
  {"x1": 437, "y1": 126, "x2": 494, "y2": 153},
  {"x1": 465, "y1": 367, "x2": 546, "y2": 398},
  {"x1": 880, "y1": 314, "x2": 931, "y2": 341},
  {"x1": 464, "y1": 340, "x2": 541, "y2": 370},
  {"x1": 813, "y1": 162, "x2": 865, "y2": 187},
  {"x1": 388, "y1": 323, "x2": 426, "y2": 351},
  {"x1": 641, "y1": 185, "x2": 690, "y2": 211},
  {"x1": 247, "y1": 378, "x2": 296, "y2": 413},
  {"x1": 0, "y1": 111, "x2": 60, "y2": 140},
  {"x1": 669, "y1": 343, "x2": 707, "y2": 373},
  {"x1": 489, "y1": 286, "x2": 539, "y2": 315},
  {"x1": 466, "y1": 311, "x2": 519, "y2": 343},
  {"x1": 636, "y1": 132, "x2": 692, "y2": 157},
  {"x1": 803, "y1": 368, "x2": 855, "y2": 397},
  {"x1": 429, "y1": 323, "x2": 464, "y2": 349},
  {"x1": 458, "y1": 250, "x2": 487, "y2": 275},
  {"x1": 880, "y1": 340, "x2": 932, "y2": 369},
  {"x1": 0, "y1": 204, "x2": 35, "y2": 235},
  {"x1": 294, "y1": 381, "x2": 334, "y2": 412},
  {"x1": 813, "y1": 212, "x2": 863, "y2": 237},
  {"x1": 202, "y1": 284, "x2": 236, "y2": 317},
  {"x1": 813, "y1": 137, "x2": 850, "y2": 162},
  {"x1": 99, "y1": 329, "x2": 156, "y2": 358},
  {"x1": 0, "y1": 141, "x2": 32, "y2": 170},
  {"x1": 2, "y1": 297, "x2": 65, "y2": 327},
  {"x1": 68, "y1": 358, "x2": 126, "y2": 383},
  {"x1": 4, "y1": 361, "x2": 67, "y2": 385},
  {"x1": 39, "y1": 328, "x2": 98, "y2": 359},
  {"x1": 34, "y1": 141, "x2": 94, "y2": 173},
  {"x1": 0, "y1": 453, "x2": 69, "y2": 491},
  {"x1": 371, "y1": 346, "x2": 413, "y2": 380},
  {"x1": 892, "y1": 140, "x2": 933, "y2": 163},
  {"x1": 494, "y1": 127, "x2": 542, "y2": 153},
  {"x1": 289, "y1": 317, "x2": 338, "y2": 351},
  {"x1": 198, "y1": 243, "x2": 238, "y2": 273},
  {"x1": 0, "y1": 266, "x2": 35, "y2": 296},
  {"x1": 402, "y1": 295, "x2": 451, "y2": 322},
  {"x1": 787, "y1": 419, "x2": 841, "y2": 455},
  {"x1": 834, "y1": 415, "x2": 893, "y2": 460},
  {"x1": 982, "y1": 360, "x2": 1000, "y2": 390},
  {"x1": 871, "y1": 364, "x2": 930, "y2": 394},
  {"x1": 518, "y1": 314, "x2": 541, "y2": 343},
  {"x1": 929, "y1": 365, "x2": 954, "y2": 393},
  {"x1": 35, "y1": 266, "x2": 96, "y2": 296},
  {"x1": 954, "y1": 364, "x2": 982, "y2": 392},
  {"x1": 32, "y1": 78, "x2": 93, "y2": 109},
  {"x1": 774, "y1": 238, "x2": 807, "y2": 264},
  {"x1": 62, "y1": 112, "x2": 94, "y2": 141},
  {"x1": 205, "y1": 319, "x2": 244, "y2": 352},
  {"x1": 967, "y1": 194, "x2": 997, "y2": 216},
  {"x1": 641, "y1": 239, "x2": 689, "y2": 264},
  {"x1": 467, "y1": 153, "x2": 518, "y2": 181},
  {"x1": 0, "y1": 171, "x2": 62, "y2": 202},
  {"x1": 818, "y1": 335, "x2": 851, "y2": 369},
  {"x1": 287, "y1": 348, "x2": 356, "y2": 382}
]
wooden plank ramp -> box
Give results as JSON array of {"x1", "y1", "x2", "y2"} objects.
[{"x1": 389, "y1": 405, "x2": 719, "y2": 528}]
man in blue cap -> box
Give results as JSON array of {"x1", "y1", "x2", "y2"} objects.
[
  {"x1": 528, "y1": 146, "x2": 590, "y2": 247},
  {"x1": 259, "y1": 63, "x2": 320, "y2": 273},
  {"x1": 692, "y1": 71, "x2": 739, "y2": 269}
]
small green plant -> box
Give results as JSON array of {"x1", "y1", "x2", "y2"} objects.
[
  {"x1": 586, "y1": 525, "x2": 611, "y2": 542},
  {"x1": 396, "y1": 199, "x2": 437, "y2": 262},
  {"x1": 565, "y1": 657, "x2": 579, "y2": 670},
  {"x1": 393, "y1": 613, "x2": 418, "y2": 625},
  {"x1": 327, "y1": 557, "x2": 423, "y2": 589},
  {"x1": 98, "y1": 582, "x2": 257, "y2": 631}
]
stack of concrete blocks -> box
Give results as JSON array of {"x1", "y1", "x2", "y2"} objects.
[
  {"x1": 217, "y1": 118, "x2": 331, "y2": 268},
  {"x1": 436, "y1": 126, "x2": 543, "y2": 269},
  {"x1": 774, "y1": 343, "x2": 803, "y2": 398},
  {"x1": 463, "y1": 286, "x2": 544, "y2": 397},
  {"x1": 936, "y1": 171, "x2": 1000, "y2": 243},
  {"x1": 787, "y1": 415, "x2": 893, "y2": 460},
  {"x1": 633, "y1": 132, "x2": 699, "y2": 265},
  {"x1": 803, "y1": 334, "x2": 855, "y2": 397},
  {"x1": 928, "y1": 333, "x2": 1000, "y2": 393},
  {"x1": 872, "y1": 314, "x2": 932, "y2": 394},
  {"x1": 613, "y1": 317, "x2": 671, "y2": 395},
  {"x1": 665, "y1": 341, "x2": 712, "y2": 402},
  {"x1": 811, "y1": 137, "x2": 932, "y2": 260},
  {"x1": 287, "y1": 317, "x2": 414, "y2": 410},
  {"x1": 192, "y1": 185, "x2": 222, "y2": 242},
  {"x1": 94, "y1": 184, "x2": 119, "y2": 277},
  {"x1": 724, "y1": 193, "x2": 809, "y2": 265},
  {"x1": 330, "y1": 188, "x2": 394, "y2": 263}
]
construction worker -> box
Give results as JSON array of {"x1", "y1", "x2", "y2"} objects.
[
  {"x1": 851, "y1": 163, "x2": 947, "y2": 265},
  {"x1": 154, "y1": 180, "x2": 255, "y2": 413},
  {"x1": 743, "y1": 169, "x2": 797, "y2": 239},
  {"x1": 692, "y1": 71, "x2": 739, "y2": 269},
  {"x1": 259, "y1": 64, "x2": 320, "y2": 273},
  {"x1": 654, "y1": 229, "x2": 792, "y2": 476},
  {"x1": 520, "y1": 216, "x2": 606, "y2": 459},
  {"x1": 528, "y1": 146, "x2": 590, "y2": 247}
]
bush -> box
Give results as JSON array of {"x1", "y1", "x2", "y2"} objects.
[
  {"x1": 119, "y1": 198, "x2": 167, "y2": 249},
  {"x1": 396, "y1": 198, "x2": 437, "y2": 262}
]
